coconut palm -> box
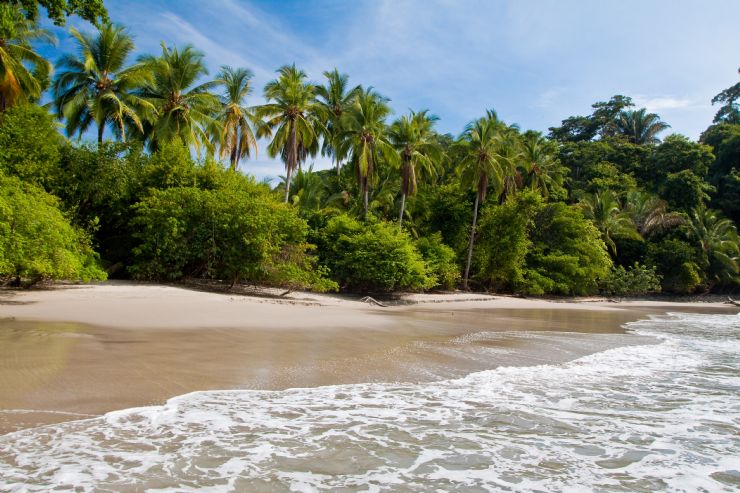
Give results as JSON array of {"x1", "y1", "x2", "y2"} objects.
[
  {"x1": 212, "y1": 66, "x2": 266, "y2": 171},
  {"x1": 688, "y1": 207, "x2": 739, "y2": 286},
  {"x1": 256, "y1": 64, "x2": 324, "y2": 203},
  {"x1": 315, "y1": 69, "x2": 360, "y2": 176},
  {"x1": 388, "y1": 110, "x2": 442, "y2": 228},
  {"x1": 136, "y1": 43, "x2": 220, "y2": 155},
  {"x1": 338, "y1": 87, "x2": 396, "y2": 216},
  {"x1": 52, "y1": 24, "x2": 152, "y2": 143},
  {"x1": 624, "y1": 190, "x2": 684, "y2": 238},
  {"x1": 579, "y1": 190, "x2": 639, "y2": 255},
  {"x1": 0, "y1": 7, "x2": 54, "y2": 111},
  {"x1": 455, "y1": 110, "x2": 516, "y2": 289},
  {"x1": 520, "y1": 132, "x2": 565, "y2": 197},
  {"x1": 615, "y1": 108, "x2": 670, "y2": 144}
]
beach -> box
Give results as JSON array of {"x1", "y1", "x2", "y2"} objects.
[{"x1": 1, "y1": 282, "x2": 736, "y2": 435}]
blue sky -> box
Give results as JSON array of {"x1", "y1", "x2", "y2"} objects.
[{"x1": 42, "y1": 0, "x2": 740, "y2": 179}]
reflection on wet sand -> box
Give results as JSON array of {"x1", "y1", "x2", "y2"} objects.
[{"x1": 0, "y1": 307, "x2": 679, "y2": 434}]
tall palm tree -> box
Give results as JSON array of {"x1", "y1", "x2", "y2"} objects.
[
  {"x1": 315, "y1": 69, "x2": 360, "y2": 176},
  {"x1": 136, "y1": 43, "x2": 219, "y2": 155},
  {"x1": 624, "y1": 190, "x2": 684, "y2": 238},
  {"x1": 52, "y1": 24, "x2": 151, "y2": 143},
  {"x1": 455, "y1": 110, "x2": 515, "y2": 289},
  {"x1": 388, "y1": 109, "x2": 442, "y2": 228},
  {"x1": 213, "y1": 66, "x2": 265, "y2": 171},
  {"x1": 615, "y1": 108, "x2": 670, "y2": 144},
  {"x1": 520, "y1": 132, "x2": 565, "y2": 197},
  {"x1": 0, "y1": 7, "x2": 54, "y2": 111},
  {"x1": 688, "y1": 207, "x2": 739, "y2": 286},
  {"x1": 256, "y1": 64, "x2": 324, "y2": 203},
  {"x1": 339, "y1": 87, "x2": 396, "y2": 216},
  {"x1": 579, "y1": 190, "x2": 639, "y2": 255}
]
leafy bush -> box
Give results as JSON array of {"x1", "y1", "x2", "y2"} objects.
[
  {"x1": 315, "y1": 214, "x2": 432, "y2": 292},
  {"x1": 0, "y1": 104, "x2": 62, "y2": 189},
  {"x1": 130, "y1": 182, "x2": 335, "y2": 291},
  {"x1": 0, "y1": 174, "x2": 106, "y2": 283},
  {"x1": 600, "y1": 263, "x2": 662, "y2": 296},
  {"x1": 520, "y1": 202, "x2": 612, "y2": 295},
  {"x1": 473, "y1": 191, "x2": 541, "y2": 291},
  {"x1": 415, "y1": 233, "x2": 460, "y2": 290},
  {"x1": 646, "y1": 238, "x2": 703, "y2": 293}
]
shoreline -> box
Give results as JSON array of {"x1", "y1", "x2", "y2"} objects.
[{"x1": 0, "y1": 282, "x2": 737, "y2": 435}]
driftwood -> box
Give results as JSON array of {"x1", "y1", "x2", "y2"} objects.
[
  {"x1": 359, "y1": 296, "x2": 388, "y2": 307},
  {"x1": 726, "y1": 297, "x2": 740, "y2": 307}
]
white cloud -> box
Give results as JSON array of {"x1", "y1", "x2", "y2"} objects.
[{"x1": 633, "y1": 96, "x2": 694, "y2": 112}]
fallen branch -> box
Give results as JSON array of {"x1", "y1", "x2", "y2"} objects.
[
  {"x1": 726, "y1": 297, "x2": 740, "y2": 307},
  {"x1": 359, "y1": 296, "x2": 388, "y2": 307}
]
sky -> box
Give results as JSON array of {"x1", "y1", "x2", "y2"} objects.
[{"x1": 41, "y1": 0, "x2": 740, "y2": 180}]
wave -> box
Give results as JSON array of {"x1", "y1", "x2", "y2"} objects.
[{"x1": 1, "y1": 312, "x2": 738, "y2": 492}]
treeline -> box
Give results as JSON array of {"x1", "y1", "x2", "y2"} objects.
[{"x1": 0, "y1": 3, "x2": 738, "y2": 294}]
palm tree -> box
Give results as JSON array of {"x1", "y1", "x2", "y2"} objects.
[
  {"x1": 579, "y1": 190, "x2": 639, "y2": 255},
  {"x1": 339, "y1": 87, "x2": 396, "y2": 216},
  {"x1": 624, "y1": 190, "x2": 684, "y2": 238},
  {"x1": 389, "y1": 110, "x2": 442, "y2": 228},
  {"x1": 256, "y1": 64, "x2": 324, "y2": 203},
  {"x1": 615, "y1": 108, "x2": 670, "y2": 144},
  {"x1": 0, "y1": 8, "x2": 54, "y2": 111},
  {"x1": 315, "y1": 69, "x2": 360, "y2": 176},
  {"x1": 455, "y1": 110, "x2": 515, "y2": 289},
  {"x1": 520, "y1": 132, "x2": 565, "y2": 197},
  {"x1": 688, "y1": 208, "x2": 739, "y2": 286},
  {"x1": 52, "y1": 24, "x2": 151, "y2": 143},
  {"x1": 136, "y1": 43, "x2": 219, "y2": 155},
  {"x1": 213, "y1": 66, "x2": 265, "y2": 171}
]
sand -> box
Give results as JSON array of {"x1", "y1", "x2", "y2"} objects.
[{"x1": 0, "y1": 282, "x2": 737, "y2": 434}]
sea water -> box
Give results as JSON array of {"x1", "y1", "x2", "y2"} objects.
[{"x1": 0, "y1": 312, "x2": 738, "y2": 492}]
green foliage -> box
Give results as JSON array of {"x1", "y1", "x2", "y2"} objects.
[
  {"x1": 5, "y1": 0, "x2": 108, "y2": 25},
  {"x1": 473, "y1": 191, "x2": 540, "y2": 291},
  {"x1": 130, "y1": 181, "x2": 335, "y2": 291},
  {"x1": 600, "y1": 263, "x2": 661, "y2": 296},
  {"x1": 0, "y1": 173, "x2": 105, "y2": 282},
  {"x1": 415, "y1": 233, "x2": 460, "y2": 290},
  {"x1": 660, "y1": 170, "x2": 714, "y2": 213},
  {"x1": 711, "y1": 68, "x2": 740, "y2": 124},
  {"x1": 548, "y1": 95, "x2": 633, "y2": 142},
  {"x1": 0, "y1": 103, "x2": 61, "y2": 188},
  {"x1": 701, "y1": 123, "x2": 740, "y2": 222},
  {"x1": 315, "y1": 214, "x2": 432, "y2": 292},
  {"x1": 521, "y1": 202, "x2": 612, "y2": 295},
  {"x1": 414, "y1": 183, "x2": 472, "y2": 255},
  {"x1": 646, "y1": 239, "x2": 703, "y2": 293}
]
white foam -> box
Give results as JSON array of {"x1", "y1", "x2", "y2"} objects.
[{"x1": 1, "y1": 312, "x2": 738, "y2": 492}]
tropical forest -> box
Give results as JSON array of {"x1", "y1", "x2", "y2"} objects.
[{"x1": 1, "y1": 0, "x2": 739, "y2": 297}]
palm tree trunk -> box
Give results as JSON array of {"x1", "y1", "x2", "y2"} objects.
[
  {"x1": 97, "y1": 122, "x2": 105, "y2": 144},
  {"x1": 336, "y1": 155, "x2": 341, "y2": 176},
  {"x1": 463, "y1": 193, "x2": 480, "y2": 290},
  {"x1": 399, "y1": 193, "x2": 406, "y2": 229},
  {"x1": 285, "y1": 121, "x2": 297, "y2": 203},
  {"x1": 363, "y1": 182, "x2": 369, "y2": 216},
  {"x1": 284, "y1": 167, "x2": 293, "y2": 203}
]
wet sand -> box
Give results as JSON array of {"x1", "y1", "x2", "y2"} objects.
[{"x1": 0, "y1": 283, "x2": 736, "y2": 434}]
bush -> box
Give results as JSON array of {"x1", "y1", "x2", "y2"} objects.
[
  {"x1": 473, "y1": 191, "x2": 541, "y2": 291},
  {"x1": 315, "y1": 214, "x2": 432, "y2": 292},
  {"x1": 415, "y1": 233, "x2": 460, "y2": 290},
  {"x1": 130, "y1": 182, "x2": 335, "y2": 291},
  {"x1": 0, "y1": 174, "x2": 106, "y2": 283},
  {"x1": 520, "y1": 202, "x2": 612, "y2": 295},
  {"x1": 0, "y1": 104, "x2": 62, "y2": 190},
  {"x1": 646, "y1": 238, "x2": 703, "y2": 293},
  {"x1": 600, "y1": 263, "x2": 662, "y2": 296}
]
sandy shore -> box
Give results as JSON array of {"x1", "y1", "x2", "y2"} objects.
[{"x1": 1, "y1": 282, "x2": 737, "y2": 434}]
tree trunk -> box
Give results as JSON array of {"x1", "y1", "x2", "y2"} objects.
[
  {"x1": 463, "y1": 193, "x2": 480, "y2": 290},
  {"x1": 336, "y1": 155, "x2": 341, "y2": 176},
  {"x1": 230, "y1": 144, "x2": 238, "y2": 171},
  {"x1": 285, "y1": 121, "x2": 297, "y2": 203},
  {"x1": 363, "y1": 179, "x2": 369, "y2": 217},
  {"x1": 399, "y1": 193, "x2": 406, "y2": 229},
  {"x1": 284, "y1": 166, "x2": 293, "y2": 203},
  {"x1": 97, "y1": 122, "x2": 105, "y2": 144}
]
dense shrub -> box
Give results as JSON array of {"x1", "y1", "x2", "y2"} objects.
[
  {"x1": 646, "y1": 238, "x2": 703, "y2": 293},
  {"x1": 415, "y1": 233, "x2": 460, "y2": 290},
  {"x1": 520, "y1": 202, "x2": 612, "y2": 295},
  {"x1": 600, "y1": 263, "x2": 662, "y2": 296},
  {"x1": 130, "y1": 182, "x2": 336, "y2": 291},
  {"x1": 0, "y1": 174, "x2": 106, "y2": 283},
  {"x1": 0, "y1": 104, "x2": 62, "y2": 189},
  {"x1": 315, "y1": 214, "x2": 432, "y2": 292}
]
